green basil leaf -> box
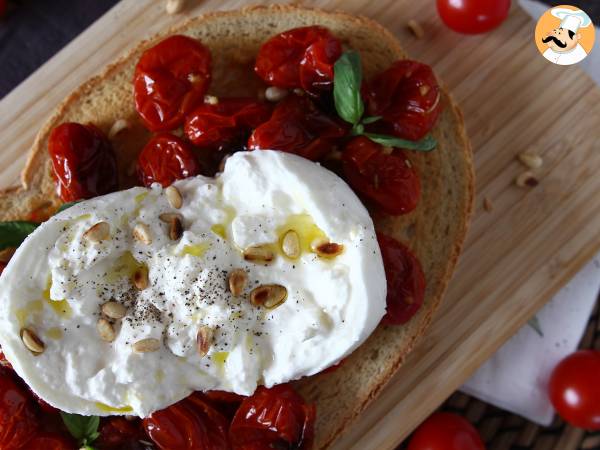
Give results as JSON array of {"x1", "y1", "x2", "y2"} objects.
[
  {"x1": 61, "y1": 412, "x2": 87, "y2": 441},
  {"x1": 363, "y1": 133, "x2": 438, "y2": 152},
  {"x1": 61, "y1": 412, "x2": 101, "y2": 444},
  {"x1": 84, "y1": 415, "x2": 100, "y2": 440},
  {"x1": 351, "y1": 123, "x2": 365, "y2": 136},
  {"x1": 528, "y1": 316, "x2": 544, "y2": 337},
  {"x1": 333, "y1": 51, "x2": 364, "y2": 126},
  {"x1": 56, "y1": 201, "x2": 82, "y2": 214},
  {"x1": 361, "y1": 115, "x2": 382, "y2": 124},
  {"x1": 0, "y1": 221, "x2": 39, "y2": 252}
]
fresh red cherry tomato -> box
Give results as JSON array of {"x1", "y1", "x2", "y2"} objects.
[
  {"x1": 408, "y1": 412, "x2": 485, "y2": 450},
  {"x1": 137, "y1": 133, "x2": 202, "y2": 187},
  {"x1": 0, "y1": 369, "x2": 39, "y2": 450},
  {"x1": 96, "y1": 417, "x2": 147, "y2": 450},
  {"x1": 134, "y1": 35, "x2": 212, "y2": 131},
  {"x1": 366, "y1": 60, "x2": 441, "y2": 141},
  {"x1": 184, "y1": 98, "x2": 272, "y2": 150},
  {"x1": 255, "y1": 26, "x2": 342, "y2": 96},
  {"x1": 342, "y1": 137, "x2": 420, "y2": 215},
  {"x1": 549, "y1": 350, "x2": 600, "y2": 429},
  {"x1": 230, "y1": 384, "x2": 315, "y2": 450},
  {"x1": 22, "y1": 432, "x2": 76, "y2": 450},
  {"x1": 143, "y1": 392, "x2": 230, "y2": 450},
  {"x1": 437, "y1": 0, "x2": 511, "y2": 35},
  {"x1": 377, "y1": 233, "x2": 425, "y2": 325},
  {"x1": 48, "y1": 123, "x2": 119, "y2": 202},
  {"x1": 248, "y1": 95, "x2": 347, "y2": 161}
]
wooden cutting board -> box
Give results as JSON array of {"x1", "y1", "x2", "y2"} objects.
[{"x1": 1, "y1": 0, "x2": 599, "y2": 448}]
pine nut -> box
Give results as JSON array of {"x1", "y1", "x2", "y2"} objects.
[
  {"x1": 83, "y1": 222, "x2": 110, "y2": 243},
  {"x1": 250, "y1": 284, "x2": 288, "y2": 309},
  {"x1": 101, "y1": 301, "x2": 127, "y2": 320},
  {"x1": 312, "y1": 238, "x2": 344, "y2": 258},
  {"x1": 407, "y1": 19, "x2": 425, "y2": 39},
  {"x1": 196, "y1": 326, "x2": 214, "y2": 357},
  {"x1": 97, "y1": 319, "x2": 116, "y2": 342},
  {"x1": 243, "y1": 245, "x2": 274, "y2": 263},
  {"x1": 133, "y1": 338, "x2": 160, "y2": 353},
  {"x1": 228, "y1": 269, "x2": 247, "y2": 297},
  {"x1": 281, "y1": 230, "x2": 300, "y2": 259},
  {"x1": 515, "y1": 171, "x2": 539, "y2": 188},
  {"x1": 169, "y1": 216, "x2": 183, "y2": 240},
  {"x1": 133, "y1": 223, "x2": 152, "y2": 245},
  {"x1": 165, "y1": 0, "x2": 184, "y2": 15},
  {"x1": 133, "y1": 266, "x2": 149, "y2": 290},
  {"x1": 518, "y1": 152, "x2": 543, "y2": 169},
  {"x1": 159, "y1": 213, "x2": 183, "y2": 223},
  {"x1": 204, "y1": 95, "x2": 219, "y2": 105},
  {"x1": 165, "y1": 186, "x2": 183, "y2": 209},
  {"x1": 20, "y1": 328, "x2": 45, "y2": 354}
]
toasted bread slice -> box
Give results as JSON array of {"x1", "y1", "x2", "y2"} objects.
[{"x1": 0, "y1": 5, "x2": 474, "y2": 448}]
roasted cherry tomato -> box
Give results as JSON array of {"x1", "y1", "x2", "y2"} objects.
[
  {"x1": 408, "y1": 412, "x2": 485, "y2": 450},
  {"x1": 22, "y1": 432, "x2": 76, "y2": 450},
  {"x1": 366, "y1": 60, "x2": 441, "y2": 141},
  {"x1": 134, "y1": 35, "x2": 212, "y2": 131},
  {"x1": 248, "y1": 95, "x2": 347, "y2": 161},
  {"x1": 0, "y1": 369, "x2": 39, "y2": 450},
  {"x1": 377, "y1": 233, "x2": 425, "y2": 325},
  {"x1": 230, "y1": 384, "x2": 315, "y2": 449},
  {"x1": 255, "y1": 26, "x2": 342, "y2": 96},
  {"x1": 143, "y1": 392, "x2": 230, "y2": 450},
  {"x1": 204, "y1": 390, "x2": 246, "y2": 421},
  {"x1": 138, "y1": 133, "x2": 201, "y2": 187},
  {"x1": 48, "y1": 123, "x2": 119, "y2": 202},
  {"x1": 342, "y1": 137, "x2": 420, "y2": 215},
  {"x1": 437, "y1": 0, "x2": 511, "y2": 35},
  {"x1": 184, "y1": 98, "x2": 272, "y2": 150},
  {"x1": 95, "y1": 417, "x2": 147, "y2": 450},
  {"x1": 549, "y1": 350, "x2": 600, "y2": 429}
]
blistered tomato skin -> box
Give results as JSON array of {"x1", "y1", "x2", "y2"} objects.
[
  {"x1": 366, "y1": 60, "x2": 441, "y2": 141},
  {"x1": 184, "y1": 98, "x2": 272, "y2": 150},
  {"x1": 248, "y1": 95, "x2": 347, "y2": 161},
  {"x1": 377, "y1": 233, "x2": 426, "y2": 325},
  {"x1": 22, "y1": 432, "x2": 76, "y2": 450},
  {"x1": 143, "y1": 393, "x2": 230, "y2": 450},
  {"x1": 230, "y1": 384, "x2": 315, "y2": 450},
  {"x1": 342, "y1": 137, "x2": 420, "y2": 215},
  {"x1": 134, "y1": 35, "x2": 211, "y2": 131},
  {"x1": 95, "y1": 417, "x2": 147, "y2": 450},
  {"x1": 0, "y1": 369, "x2": 39, "y2": 450},
  {"x1": 255, "y1": 26, "x2": 342, "y2": 96},
  {"x1": 48, "y1": 123, "x2": 119, "y2": 202},
  {"x1": 137, "y1": 133, "x2": 202, "y2": 187}
]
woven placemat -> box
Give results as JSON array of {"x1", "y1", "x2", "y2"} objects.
[{"x1": 439, "y1": 295, "x2": 600, "y2": 450}]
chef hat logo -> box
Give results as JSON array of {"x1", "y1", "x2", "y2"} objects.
[{"x1": 534, "y1": 4, "x2": 595, "y2": 66}]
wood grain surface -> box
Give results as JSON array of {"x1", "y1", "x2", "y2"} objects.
[{"x1": 1, "y1": 1, "x2": 599, "y2": 449}]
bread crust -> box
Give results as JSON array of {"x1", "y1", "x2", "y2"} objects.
[{"x1": 0, "y1": 5, "x2": 474, "y2": 448}]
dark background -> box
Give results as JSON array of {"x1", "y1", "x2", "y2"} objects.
[{"x1": 0, "y1": 0, "x2": 598, "y2": 99}]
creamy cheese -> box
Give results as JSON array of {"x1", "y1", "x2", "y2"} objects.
[{"x1": 0, "y1": 150, "x2": 386, "y2": 417}]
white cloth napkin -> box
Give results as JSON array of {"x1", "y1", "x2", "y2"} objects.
[{"x1": 460, "y1": 1, "x2": 600, "y2": 425}]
